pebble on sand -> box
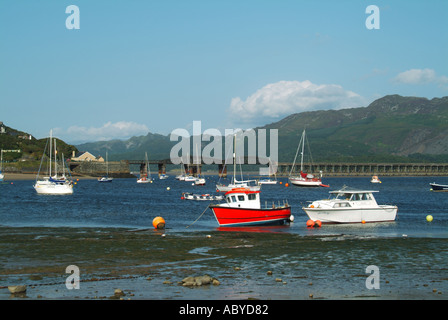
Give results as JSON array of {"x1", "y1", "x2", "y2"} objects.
[
  {"x1": 8, "y1": 285, "x2": 27, "y2": 294},
  {"x1": 181, "y1": 275, "x2": 219, "y2": 287}
]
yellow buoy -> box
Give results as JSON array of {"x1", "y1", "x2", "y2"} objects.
[
  {"x1": 426, "y1": 215, "x2": 433, "y2": 222},
  {"x1": 153, "y1": 216, "x2": 166, "y2": 229}
]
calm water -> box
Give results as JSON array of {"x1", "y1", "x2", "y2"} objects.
[
  {"x1": 1, "y1": 175, "x2": 447, "y2": 300},
  {"x1": 1, "y1": 175, "x2": 447, "y2": 238}
]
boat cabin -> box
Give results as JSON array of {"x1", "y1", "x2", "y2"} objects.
[
  {"x1": 328, "y1": 190, "x2": 379, "y2": 208},
  {"x1": 223, "y1": 188, "x2": 261, "y2": 209}
]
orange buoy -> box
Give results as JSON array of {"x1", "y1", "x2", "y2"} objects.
[
  {"x1": 285, "y1": 183, "x2": 289, "y2": 187},
  {"x1": 314, "y1": 220, "x2": 322, "y2": 228},
  {"x1": 153, "y1": 216, "x2": 166, "y2": 229},
  {"x1": 361, "y1": 220, "x2": 366, "y2": 224},
  {"x1": 279, "y1": 181, "x2": 283, "y2": 184},
  {"x1": 306, "y1": 219, "x2": 315, "y2": 228}
]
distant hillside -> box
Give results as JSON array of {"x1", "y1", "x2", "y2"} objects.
[
  {"x1": 76, "y1": 132, "x2": 174, "y2": 161},
  {"x1": 0, "y1": 123, "x2": 78, "y2": 162},
  {"x1": 265, "y1": 95, "x2": 448, "y2": 162},
  {"x1": 78, "y1": 94, "x2": 448, "y2": 163}
]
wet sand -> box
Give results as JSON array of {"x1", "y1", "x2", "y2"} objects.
[{"x1": 1, "y1": 226, "x2": 446, "y2": 301}]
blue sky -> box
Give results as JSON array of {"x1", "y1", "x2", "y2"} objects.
[{"x1": 1, "y1": 0, "x2": 447, "y2": 143}]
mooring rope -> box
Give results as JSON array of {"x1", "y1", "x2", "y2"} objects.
[{"x1": 185, "y1": 204, "x2": 210, "y2": 229}]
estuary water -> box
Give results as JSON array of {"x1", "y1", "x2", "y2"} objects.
[
  {"x1": 0, "y1": 175, "x2": 447, "y2": 300},
  {"x1": 1, "y1": 175, "x2": 447, "y2": 237}
]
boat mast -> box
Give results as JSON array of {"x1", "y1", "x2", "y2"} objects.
[
  {"x1": 300, "y1": 129, "x2": 305, "y2": 172},
  {"x1": 54, "y1": 137, "x2": 58, "y2": 178},
  {"x1": 233, "y1": 133, "x2": 236, "y2": 183},
  {"x1": 49, "y1": 130, "x2": 52, "y2": 177}
]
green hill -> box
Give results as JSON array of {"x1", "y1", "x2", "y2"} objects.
[
  {"x1": 77, "y1": 94, "x2": 447, "y2": 163},
  {"x1": 0, "y1": 123, "x2": 78, "y2": 162},
  {"x1": 266, "y1": 95, "x2": 448, "y2": 162},
  {"x1": 4, "y1": 94, "x2": 447, "y2": 165}
]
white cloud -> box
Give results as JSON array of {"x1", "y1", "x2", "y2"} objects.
[
  {"x1": 393, "y1": 68, "x2": 448, "y2": 86},
  {"x1": 228, "y1": 80, "x2": 365, "y2": 122},
  {"x1": 54, "y1": 121, "x2": 149, "y2": 143}
]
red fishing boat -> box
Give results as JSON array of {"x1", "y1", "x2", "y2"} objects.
[{"x1": 209, "y1": 188, "x2": 292, "y2": 227}]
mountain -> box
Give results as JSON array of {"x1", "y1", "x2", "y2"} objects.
[
  {"x1": 75, "y1": 132, "x2": 174, "y2": 161},
  {"x1": 0, "y1": 123, "x2": 78, "y2": 162},
  {"x1": 76, "y1": 94, "x2": 448, "y2": 163},
  {"x1": 266, "y1": 95, "x2": 448, "y2": 162}
]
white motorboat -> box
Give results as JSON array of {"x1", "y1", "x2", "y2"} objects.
[
  {"x1": 302, "y1": 188, "x2": 397, "y2": 224},
  {"x1": 257, "y1": 178, "x2": 277, "y2": 185},
  {"x1": 370, "y1": 175, "x2": 381, "y2": 183},
  {"x1": 181, "y1": 192, "x2": 223, "y2": 201},
  {"x1": 34, "y1": 130, "x2": 73, "y2": 195},
  {"x1": 194, "y1": 177, "x2": 206, "y2": 185}
]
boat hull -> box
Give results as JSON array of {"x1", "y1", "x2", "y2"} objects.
[
  {"x1": 216, "y1": 184, "x2": 261, "y2": 192},
  {"x1": 210, "y1": 205, "x2": 292, "y2": 227},
  {"x1": 303, "y1": 206, "x2": 397, "y2": 224},
  {"x1": 34, "y1": 182, "x2": 74, "y2": 195},
  {"x1": 289, "y1": 177, "x2": 322, "y2": 187},
  {"x1": 430, "y1": 183, "x2": 448, "y2": 191}
]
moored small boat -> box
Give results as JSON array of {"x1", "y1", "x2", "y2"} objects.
[
  {"x1": 430, "y1": 183, "x2": 448, "y2": 192},
  {"x1": 370, "y1": 175, "x2": 381, "y2": 183},
  {"x1": 302, "y1": 188, "x2": 397, "y2": 224},
  {"x1": 209, "y1": 188, "x2": 292, "y2": 227}
]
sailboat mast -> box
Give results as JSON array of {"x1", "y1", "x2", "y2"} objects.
[
  {"x1": 233, "y1": 134, "x2": 236, "y2": 183},
  {"x1": 54, "y1": 138, "x2": 58, "y2": 178},
  {"x1": 49, "y1": 130, "x2": 52, "y2": 177},
  {"x1": 300, "y1": 129, "x2": 305, "y2": 172}
]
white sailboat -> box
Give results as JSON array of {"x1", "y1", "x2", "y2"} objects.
[
  {"x1": 258, "y1": 158, "x2": 278, "y2": 185},
  {"x1": 216, "y1": 134, "x2": 260, "y2": 192},
  {"x1": 98, "y1": 151, "x2": 113, "y2": 182},
  {"x1": 194, "y1": 144, "x2": 206, "y2": 185},
  {"x1": 137, "y1": 152, "x2": 152, "y2": 183},
  {"x1": 34, "y1": 130, "x2": 74, "y2": 195},
  {"x1": 289, "y1": 129, "x2": 327, "y2": 187}
]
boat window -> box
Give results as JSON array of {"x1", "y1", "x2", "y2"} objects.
[
  {"x1": 226, "y1": 197, "x2": 231, "y2": 204},
  {"x1": 334, "y1": 202, "x2": 351, "y2": 208},
  {"x1": 352, "y1": 193, "x2": 362, "y2": 201},
  {"x1": 238, "y1": 195, "x2": 245, "y2": 201},
  {"x1": 231, "y1": 195, "x2": 237, "y2": 202},
  {"x1": 365, "y1": 193, "x2": 372, "y2": 200},
  {"x1": 248, "y1": 193, "x2": 256, "y2": 200}
]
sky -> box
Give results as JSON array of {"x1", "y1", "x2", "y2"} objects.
[{"x1": 1, "y1": 0, "x2": 447, "y2": 144}]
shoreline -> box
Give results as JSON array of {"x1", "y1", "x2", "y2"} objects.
[
  {"x1": 3, "y1": 172, "x2": 447, "y2": 182},
  {"x1": 2, "y1": 173, "x2": 98, "y2": 181},
  {"x1": 0, "y1": 226, "x2": 446, "y2": 300}
]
